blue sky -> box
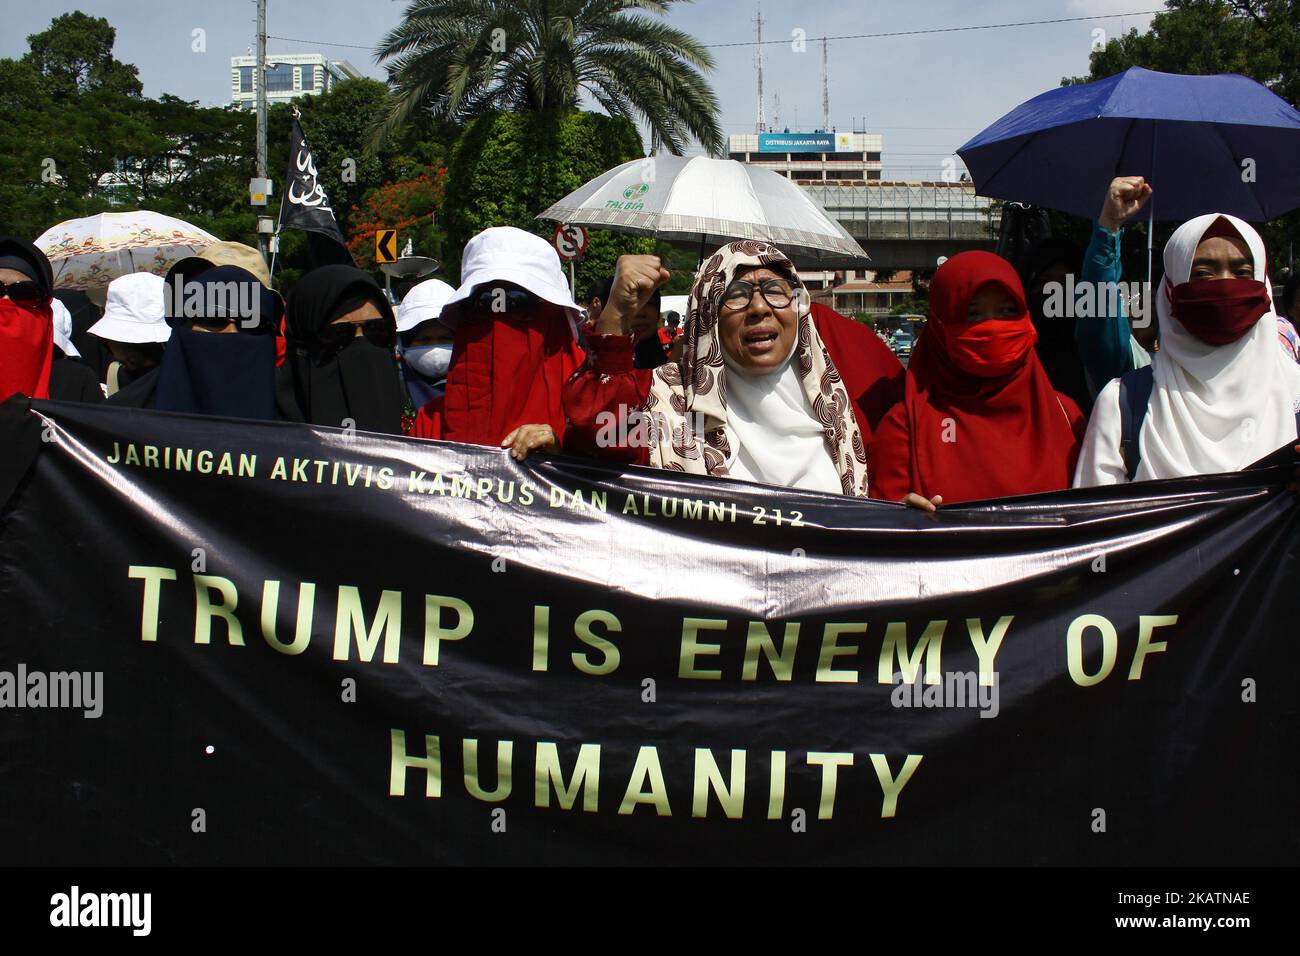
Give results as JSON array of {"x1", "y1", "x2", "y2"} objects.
[{"x1": 0, "y1": 0, "x2": 1158, "y2": 177}]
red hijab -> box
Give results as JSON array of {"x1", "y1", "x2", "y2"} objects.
[
  {"x1": 417, "y1": 299, "x2": 586, "y2": 445},
  {"x1": 869, "y1": 251, "x2": 1083, "y2": 503}
]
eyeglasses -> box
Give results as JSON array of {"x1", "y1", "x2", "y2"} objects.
[
  {"x1": 0, "y1": 280, "x2": 48, "y2": 309},
  {"x1": 474, "y1": 288, "x2": 540, "y2": 314},
  {"x1": 318, "y1": 318, "x2": 396, "y2": 353},
  {"x1": 721, "y1": 278, "x2": 795, "y2": 312}
]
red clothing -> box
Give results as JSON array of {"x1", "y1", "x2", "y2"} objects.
[
  {"x1": 414, "y1": 306, "x2": 585, "y2": 445},
  {"x1": 0, "y1": 300, "x2": 53, "y2": 402},
  {"x1": 656, "y1": 326, "x2": 682, "y2": 357},
  {"x1": 562, "y1": 304, "x2": 905, "y2": 463},
  {"x1": 868, "y1": 252, "x2": 1085, "y2": 504},
  {"x1": 413, "y1": 394, "x2": 445, "y2": 439},
  {"x1": 562, "y1": 333, "x2": 653, "y2": 462}
]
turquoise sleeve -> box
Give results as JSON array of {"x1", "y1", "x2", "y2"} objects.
[{"x1": 1076, "y1": 221, "x2": 1135, "y2": 396}]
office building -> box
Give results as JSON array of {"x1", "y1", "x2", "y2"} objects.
[{"x1": 229, "y1": 53, "x2": 361, "y2": 110}]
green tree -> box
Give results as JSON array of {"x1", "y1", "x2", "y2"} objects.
[
  {"x1": 130, "y1": 96, "x2": 257, "y2": 241},
  {"x1": 441, "y1": 110, "x2": 655, "y2": 291},
  {"x1": 22, "y1": 11, "x2": 142, "y2": 101},
  {"x1": 372, "y1": 0, "x2": 722, "y2": 155},
  {"x1": 0, "y1": 13, "x2": 148, "y2": 238}
]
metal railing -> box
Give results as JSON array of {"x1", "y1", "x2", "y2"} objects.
[{"x1": 802, "y1": 182, "x2": 1001, "y2": 241}]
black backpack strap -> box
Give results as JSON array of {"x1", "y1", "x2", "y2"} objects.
[{"x1": 1118, "y1": 365, "x2": 1155, "y2": 482}]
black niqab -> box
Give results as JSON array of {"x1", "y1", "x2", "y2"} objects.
[
  {"x1": 279, "y1": 265, "x2": 406, "y2": 434},
  {"x1": 152, "y1": 267, "x2": 279, "y2": 420},
  {"x1": 154, "y1": 326, "x2": 277, "y2": 419}
]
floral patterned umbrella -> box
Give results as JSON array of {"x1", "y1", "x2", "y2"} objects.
[{"x1": 34, "y1": 212, "x2": 221, "y2": 291}]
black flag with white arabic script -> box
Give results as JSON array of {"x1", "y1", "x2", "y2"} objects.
[{"x1": 280, "y1": 116, "x2": 354, "y2": 266}]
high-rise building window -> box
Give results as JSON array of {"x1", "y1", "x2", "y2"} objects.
[
  {"x1": 265, "y1": 63, "x2": 294, "y2": 93},
  {"x1": 238, "y1": 66, "x2": 254, "y2": 92}
]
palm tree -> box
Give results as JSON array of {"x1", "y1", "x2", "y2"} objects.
[{"x1": 373, "y1": 0, "x2": 723, "y2": 155}]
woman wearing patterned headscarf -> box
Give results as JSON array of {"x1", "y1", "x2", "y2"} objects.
[{"x1": 555, "y1": 240, "x2": 903, "y2": 497}]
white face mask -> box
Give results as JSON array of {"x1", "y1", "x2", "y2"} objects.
[
  {"x1": 403, "y1": 340, "x2": 454, "y2": 377},
  {"x1": 404, "y1": 343, "x2": 453, "y2": 381}
]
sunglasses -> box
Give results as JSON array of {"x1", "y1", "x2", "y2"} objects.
[
  {"x1": 474, "y1": 288, "x2": 540, "y2": 314},
  {"x1": 189, "y1": 314, "x2": 238, "y2": 331},
  {"x1": 721, "y1": 278, "x2": 796, "y2": 312},
  {"x1": 318, "y1": 318, "x2": 396, "y2": 353},
  {"x1": 0, "y1": 280, "x2": 48, "y2": 309}
]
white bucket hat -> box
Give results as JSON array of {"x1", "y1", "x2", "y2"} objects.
[
  {"x1": 396, "y1": 278, "x2": 457, "y2": 333},
  {"x1": 88, "y1": 272, "x2": 171, "y2": 344},
  {"x1": 50, "y1": 298, "x2": 80, "y2": 358},
  {"x1": 443, "y1": 226, "x2": 581, "y2": 321}
]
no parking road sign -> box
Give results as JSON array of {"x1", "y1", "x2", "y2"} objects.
[{"x1": 553, "y1": 223, "x2": 588, "y2": 261}]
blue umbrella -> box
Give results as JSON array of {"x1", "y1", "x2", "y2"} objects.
[{"x1": 958, "y1": 67, "x2": 1300, "y2": 224}]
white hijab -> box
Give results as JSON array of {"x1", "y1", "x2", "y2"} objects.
[
  {"x1": 1139, "y1": 213, "x2": 1300, "y2": 480},
  {"x1": 721, "y1": 347, "x2": 845, "y2": 493},
  {"x1": 51, "y1": 298, "x2": 80, "y2": 357}
]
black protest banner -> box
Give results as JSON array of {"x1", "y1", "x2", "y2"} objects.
[{"x1": 0, "y1": 397, "x2": 1296, "y2": 865}]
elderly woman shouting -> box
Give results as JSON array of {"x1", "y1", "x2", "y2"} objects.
[{"x1": 531, "y1": 240, "x2": 905, "y2": 499}]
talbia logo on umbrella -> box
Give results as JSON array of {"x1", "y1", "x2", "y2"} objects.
[{"x1": 608, "y1": 181, "x2": 651, "y2": 211}]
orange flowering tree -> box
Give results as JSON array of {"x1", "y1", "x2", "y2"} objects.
[{"x1": 347, "y1": 165, "x2": 447, "y2": 269}]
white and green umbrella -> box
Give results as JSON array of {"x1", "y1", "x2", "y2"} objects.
[{"x1": 538, "y1": 156, "x2": 867, "y2": 266}]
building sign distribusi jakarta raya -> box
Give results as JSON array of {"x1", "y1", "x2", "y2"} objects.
[{"x1": 757, "y1": 132, "x2": 838, "y2": 153}]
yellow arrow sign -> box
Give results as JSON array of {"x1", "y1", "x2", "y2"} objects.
[{"x1": 375, "y1": 229, "x2": 398, "y2": 263}]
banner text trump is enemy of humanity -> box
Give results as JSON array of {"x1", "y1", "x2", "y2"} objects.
[{"x1": 0, "y1": 398, "x2": 1296, "y2": 864}]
